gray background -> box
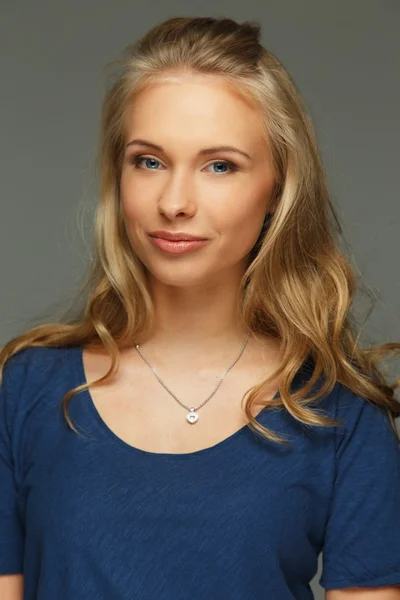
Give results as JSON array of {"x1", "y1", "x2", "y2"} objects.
[{"x1": 1, "y1": 1, "x2": 399, "y2": 596}]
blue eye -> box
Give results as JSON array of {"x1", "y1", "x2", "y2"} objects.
[
  {"x1": 209, "y1": 161, "x2": 238, "y2": 174},
  {"x1": 130, "y1": 155, "x2": 238, "y2": 174},
  {"x1": 133, "y1": 156, "x2": 160, "y2": 170}
]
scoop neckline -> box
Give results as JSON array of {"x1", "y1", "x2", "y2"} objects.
[{"x1": 72, "y1": 345, "x2": 280, "y2": 461}]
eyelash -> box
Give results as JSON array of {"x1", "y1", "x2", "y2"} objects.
[{"x1": 129, "y1": 154, "x2": 239, "y2": 175}]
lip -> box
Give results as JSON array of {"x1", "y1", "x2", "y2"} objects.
[
  {"x1": 149, "y1": 235, "x2": 209, "y2": 255},
  {"x1": 149, "y1": 230, "x2": 207, "y2": 241}
]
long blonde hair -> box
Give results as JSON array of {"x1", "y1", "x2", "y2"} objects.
[{"x1": 1, "y1": 16, "x2": 399, "y2": 446}]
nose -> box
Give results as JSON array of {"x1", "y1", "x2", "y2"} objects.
[{"x1": 157, "y1": 170, "x2": 197, "y2": 220}]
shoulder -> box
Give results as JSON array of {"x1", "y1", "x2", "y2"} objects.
[
  {"x1": 1, "y1": 346, "x2": 78, "y2": 418},
  {"x1": 332, "y1": 381, "x2": 393, "y2": 426},
  {"x1": 306, "y1": 370, "x2": 390, "y2": 423},
  {"x1": 3, "y1": 345, "x2": 72, "y2": 385},
  {"x1": 323, "y1": 381, "x2": 399, "y2": 457},
  {"x1": 297, "y1": 367, "x2": 396, "y2": 446}
]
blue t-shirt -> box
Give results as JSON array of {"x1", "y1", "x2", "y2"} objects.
[{"x1": 1, "y1": 346, "x2": 400, "y2": 599}]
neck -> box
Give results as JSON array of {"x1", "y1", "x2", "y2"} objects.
[{"x1": 139, "y1": 272, "x2": 252, "y2": 364}]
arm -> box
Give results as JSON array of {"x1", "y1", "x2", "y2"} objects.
[
  {"x1": 327, "y1": 585, "x2": 400, "y2": 599},
  {"x1": 0, "y1": 574, "x2": 23, "y2": 600}
]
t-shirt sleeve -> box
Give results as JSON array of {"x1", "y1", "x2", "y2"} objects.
[
  {"x1": 319, "y1": 388, "x2": 400, "y2": 590},
  {"x1": 0, "y1": 356, "x2": 25, "y2": 574}
]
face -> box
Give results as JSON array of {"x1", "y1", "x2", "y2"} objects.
[{"x1": 119, "y1": 74, "x2": 276, "y2": 289}]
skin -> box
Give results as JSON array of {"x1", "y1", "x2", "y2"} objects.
[
  {"x1": 119, "y1": 73, "x2": 278, "y2": 366},
  {"x1": 326, "y1": 587, "x2": 400, "y2": 598}
]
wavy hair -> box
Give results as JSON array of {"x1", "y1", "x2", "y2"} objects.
[{"x1": 1, "y1": 16, "x2": 399, "y2": 446}]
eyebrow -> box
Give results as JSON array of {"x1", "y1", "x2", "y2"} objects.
[{"x1": 125, "y1": 138, "x2": 252, "y2": 161}]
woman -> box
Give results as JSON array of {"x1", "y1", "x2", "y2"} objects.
[{"x1": 1, "y1": 15, "x2": 400, "y2": 600}]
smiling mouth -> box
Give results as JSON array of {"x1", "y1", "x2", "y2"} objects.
[
  {"x1": 149, "y1": 231, "x2": 207, "y2": 241},
  {"x1": 148, "y1": 235, "x2": 209, "y2": 254}
]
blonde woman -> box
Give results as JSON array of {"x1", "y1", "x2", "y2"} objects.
[{"x1": 1, "y1": 16, "x2": 400, "y2": 600}]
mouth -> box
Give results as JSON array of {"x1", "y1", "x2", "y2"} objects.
[
  {"x1": 148, "y1": 235, "x2": 209, "y2": 254},
  {"x1": 149, "y1": 230, "x2": 207, "y2": 242}
]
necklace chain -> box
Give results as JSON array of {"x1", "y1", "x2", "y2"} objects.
[{"x1": 135, "y1": 332, "x2": 251, "y2": 424}]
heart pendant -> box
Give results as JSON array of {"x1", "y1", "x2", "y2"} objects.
[{"x1": 186, "y1": 408, "x2": 199, "y2": 424}]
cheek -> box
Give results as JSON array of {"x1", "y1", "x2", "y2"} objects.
[
  {"x1": 121, "y1": 198, "x2": 139, "y2": 224},
  {"x1": 213, "y1": 198, "x2": 266, "y2": 250},
  {"x1": 120, "y1": 173, "x2": 138, "y2": 218},
  {"x1": 119, "y1": 195, "x2": 145, "y2": 255},
  {"x1": 119, "y1": 174, "x2": 150, "y2": 233},
  {"x1": 120, "y1": 201, "x2": 140, "y2": 248}
]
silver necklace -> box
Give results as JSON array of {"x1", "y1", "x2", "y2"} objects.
[{"x1": 135, "y1": 332, "x2": 251, "y2": 424}]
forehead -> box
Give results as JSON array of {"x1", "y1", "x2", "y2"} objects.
[{"x1": 123, "y1": 74, "x2": 267, "y2": 149}]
